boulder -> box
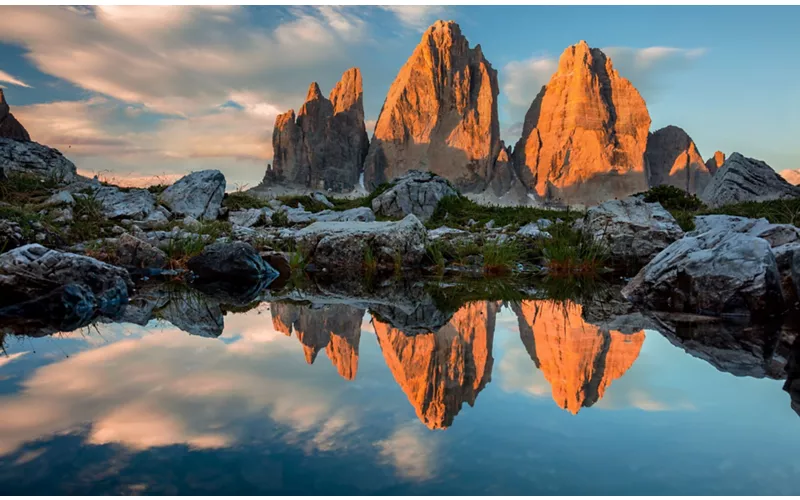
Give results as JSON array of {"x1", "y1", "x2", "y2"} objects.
[
  {"x1": 692, "y1": 214, "x2": 800, "y2": 301},
  {"x1": 187, "y1": 241, "x2": 278, "y2": 283},
  {"x1": 370, "y1": 170, "x2": 458, "y2": 222},
  {"x1": 0, "y1": 284, "x2": 112, "y2": 335},
  {"x1": 0, "y1": 137, "x2": 77, "y2": 183},
  {"x1": 0, "y1": 244, "x2": 132, "y2": 309},
  {"x1": 296, "y1": 214, "x2": 428, "y2": 272},
  {"x1": 311, "y1": 192, "x2": 334, "y2": 209},
  {"x1": 363, "y1": 20, "x2": 501, "y2": 191},
  {"x1": 0, "y1": 219, "x2": 24, "y2": 250},
  {"x1": 512, "y1": 41, "x2": 651, "y2": 206},
  {"x1": 580, "y1": 197, "x2": 684, "y2": 266},
  {"x1": 622, "y1": 227, "x2": 785, "y2": 317},
  {"x1": 113, "y1": 233, "x2": 168, "y2": 269},
  {"x1": 645, "y1": 125, "x2": 712, "y2": 194},
  {"x1": 160, "y1": 170, "x2": 226, "y2": 220},
  {"x1": 0, "y1": 89, "x2": 31, "y2": 141},
  {"x1": 94, "y1": 186, "x2": 157, "y2": 220},
  {"x1": 44, "y1": 190, "x2": 75, "y2": 207},
  {"x1": 701, "y1": 153, "x2": 800, "y2": 208}
]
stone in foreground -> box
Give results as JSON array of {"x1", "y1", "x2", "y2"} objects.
[
  {"x1": 701, "y1": 153, "x2": 800, "y2": 208},
  {"x1": 371, "y1": 170, "x2": 458, "y2": 222},
  {"x1": 622, "y1": 226, "x2": 785, "y2": 317},
  {"x1": 0, "y1": 137, "x2": 77, "y2": 182},
  {"x1": 296, "y1": 214, "x2": 428, "y2": 272},
  {"x1": 580, "y1": 197, "x2": 684, "y2": 267},
  {"x1": 0, "y1": 244, "x2": 132, "y2": 309},
  {"x1": 187, "y1": 241, "x2": 278, "y2": 283},
  {"x1": 160, "y1": 169, "x2": 226, "y2": 220}
]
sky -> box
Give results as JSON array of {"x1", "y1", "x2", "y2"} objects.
[{"x1": 0, "y1": 5, "x2": 798, "y2": 188}]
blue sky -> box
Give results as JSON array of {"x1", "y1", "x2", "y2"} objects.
[{"x1": 0, "y1": 5, "x2": 797, "y2": 187}]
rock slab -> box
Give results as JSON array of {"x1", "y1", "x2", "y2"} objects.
[
  {"x1": 701, "y1": 153, "x2": 800, "y2": 208},
  {"x1": 371, "y1": 170, "x2": 458, "y2": 222},
  {"x1": 160, "y1": 170, "x2": 226, "y2": 220}
]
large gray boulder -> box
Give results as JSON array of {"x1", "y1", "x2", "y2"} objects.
[
  {"x1": 700, "y1": 153, "x2": 800, "y2": 208},
  {"x1": 580, "y1": 196, "x2": 684, "y2": 267},
  {"x1": 296, "y1": 214, "x2": 428, "y2": 272},
  {"x1": 93, "y1": 186, "x2": 157, "y2": 220},
  {"x1": 187, "y1": 241, "x2": 277, "y2": 283},
  {"x1": 622, "y1": 226, "x2": 785, "y2": 317},
  {"x1": 692, "y1": 215, "x2": 800, "y2": 301},
  {"x1": 0, "y1": 244, "x2": 132, "y2": 309},
  {"x1": 0, "y1": 137, "x2": 77, "y2": 182},
  {"x1": 113, "y1": 233, "x2": 168, "y2": 269},
  {"x1": 160, "y1": 170, "x2": 226, "y2": 220},
  {"x1": 371, "y1": 170, "x2": 458, "y2": 222}
]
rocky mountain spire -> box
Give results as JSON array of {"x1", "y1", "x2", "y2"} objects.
[
  {"x1": 363, "y1": 20, "x2": 501, "y2": 191},
  {"x1": 512, "y1": 41, "x2": 651, "y2": 206},
  {"x1": 0, "y1": 89, "x2": 31, "y2": 141},
  {"x1": 705, "y1": 150, "x2": 725, "y2": 176},
  {"x1": 645, "y1": 125, "x2": 711, "y2": 194},
  {"x1": 265, "y1": 68, "x2": 368, "y2": 192}
]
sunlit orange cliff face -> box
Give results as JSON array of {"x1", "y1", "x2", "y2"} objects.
[
  {"x1": 270, "y1": 302, "x2": 364, "y2": 381},
  {"x1": 512, "y1": 300, "x2": 645, "y2": 414},
  {"x1": 372, "y1": 301, "x2": 498, "y2": 429}
]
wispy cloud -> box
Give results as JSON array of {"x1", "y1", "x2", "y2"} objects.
[
  {"x1": 0, "y1": 69, "x2": 31, "y2": 88},
  {"x1": 379, "y1": 6, "x2": 445, "y2": 30}
]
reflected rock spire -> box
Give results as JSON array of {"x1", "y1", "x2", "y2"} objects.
[
  {"x1": 270, "y1": 302, "x2": 364, "y2": 380},
  {"x1": 373, "y1": 301, "x2": 498, "y2": 429},
  {"x1": 512, "y1": 300, "x2": 644, "y2": 414}
]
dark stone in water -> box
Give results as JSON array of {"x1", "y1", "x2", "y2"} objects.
[{"x1": 188, "y1": 241, "x2": 278, "y2": 284}]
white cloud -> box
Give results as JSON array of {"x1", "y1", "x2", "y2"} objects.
[
  {"x1": 375, "y1": 421, "x2": 438, "y2": 481},
  {"x1": 0, "y1": 6, "x2": 370, "y2": 115},
  {"x1": 379, "y1": 6, "x2": 445, "y2": 30},
  {"x1": 0, "y1": 69, "x2": 31, "y2": 88},
  {"x1": 502, "y1": 56, "x2": 556, "y2": 109}
]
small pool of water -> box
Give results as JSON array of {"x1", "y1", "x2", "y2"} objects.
[{"x1": 1, "y1": 295, "x2": 799, "y2": 495}]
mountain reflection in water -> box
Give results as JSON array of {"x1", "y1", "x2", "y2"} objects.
[{"x1": 2, "y1": 281, "x2": 800, "y2": 494}]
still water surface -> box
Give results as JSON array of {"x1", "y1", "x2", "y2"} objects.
[{"x1": 1, "y1": 296, "x2": 799, "y2": 495}]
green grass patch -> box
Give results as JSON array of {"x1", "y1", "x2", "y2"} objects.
[
  {"x1": 706, "y1": 198, "x2": 800, "y2": 227},
  {"x1": 164, "y1": 236, "x2": 207, "y2": 269},
  {"x1": 223, "y1": 191, "x2": 271, "y2": 211},
  {"x1": 427, "y1": 195, "x2": 579, "y2": 230},
  {"x1": 538, "y1": 222, "x2": 609, "y2": 276},
  {"x1": 67, "y1": 194, "x2": 115, "y2": 243},
  {"x1": 481, "y1": 239, "x2": 523, "y2": 276},
  {"x1": 0, "y1": 172, "x2": 61, "y2": 205}
]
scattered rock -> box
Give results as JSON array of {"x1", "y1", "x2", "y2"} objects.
[
  {"x1": 371, "y1": 170, "x2": 458, "y2": 222},
  {"x1": 516, "y1": 223, "x2": 551, "y2": 239},
  {"x1": 113, "y1": 233, "x2": 168, "y2": 269},
  {"x1": 363, "y1": 20, "x2": 501, "y2": 191},
  {"x1": 44, "y1": 190, "x2": 75, "y2": 207},
  {"x1": 187, "y1": 241, "x2": 278, "y2": 283},
  {"x1": 428, "y1": 226, "x2": 467, "y2": 240},
  {"x1": 580, "y1": 197, "x2": 684, "y2": 266},
  {"x1": 0, "y1": 219, "x2": 25, "y2": 250},
  {"x1": 312, "y1": 191, "x2": 334, "y2": 208},
  {"x1": 701, "y1": 153, "x2": 800, "y2": 208},
  {"x1": 229, "y1": 208, "x2": 267, "y2": 228},
  {"x1": 284, "y1": 206, "x2": 375, "y2": 225},
  {"x1": 296, "y1": 214, "x2": 428, "y2": 272},
  {"x1": 160, "y1": 170, "x2": 226, "y2": 220},
  {"x1": 513, "y1": 41, "x2": 650, "y2": 206}
]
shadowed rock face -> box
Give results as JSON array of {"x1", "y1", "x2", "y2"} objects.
[
  {"x1": 512, "y1": 300, "x2": 645, "y2": 414},
  {"x1": 363, "y1": 20, "x2": 501, "y2": 192},
  {"x1": 0, "y1": 89, "x2": 30, "y2": 141},
  {"x1": 266, "y1": 68, "x2": 368, "y2": 192},
  {"x1": 705, "y1": 151, "x2": 725, "y2": 176},
  {"x1": 372, "y1": 301, "x2": 498, "y2": 429},
  {"x1": 646, "y1": 125, "x2": 711, "y2": 194},
  {"x1": 270, "y1": 301, "x2": 364, "y2": 380},
  {"x1": 513, "y1": 41, "x2": 651, "y2": 207}
]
